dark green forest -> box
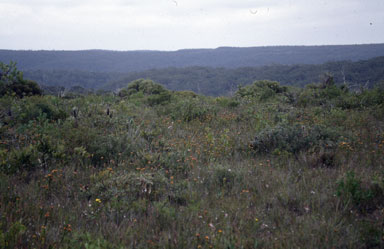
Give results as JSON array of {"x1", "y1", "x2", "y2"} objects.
[
  {"x1": 2, "y1": 44, "x2": 384, "y2": 72},
  {"x1": 104, "y1": 56, "x2": 384, "y2": 95},
  {"x1": 21, "y1": 56, "x2": 384, "y2": 96}
]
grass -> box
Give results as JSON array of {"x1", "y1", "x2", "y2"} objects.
[{"x1": 1, "y1": 80, "x2": 384, "y2": 248}]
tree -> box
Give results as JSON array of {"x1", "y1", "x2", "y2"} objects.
[{"x1": 0, "y1": 61, "x2": 42, "y2": 97}]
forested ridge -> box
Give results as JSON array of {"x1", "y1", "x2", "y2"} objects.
[
  {"x1": 1, "y1": 44, "x2": 384, "y2": 72},
  {"x1": 20, "y1": 56, "x2": 384, "y2": 96}
]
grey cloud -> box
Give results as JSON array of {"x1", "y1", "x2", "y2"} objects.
[{"x1": 0, "y1": 0, "x2": 383, "y2": 50}]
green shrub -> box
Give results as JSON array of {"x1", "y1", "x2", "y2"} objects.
[
  {"x1": 360, "y1": 88, "x2": 384, "y2": 107},
  {"x1": 87, "y1": 133, "x2": 138, "y2": 166},
  {"x1": 89, "y1": 171, "x2": 168, "y2": 203},
  {"x1": 1, "y1": 145, "x2": 39, "y2": 174},
  {"x1": 359, "y1": 221, "x2": 384, "y2": 249},
  {"x1": 118, "y1": 79, "x2": 168, "y2": 97},
  {"x1": 215, "y1": 97, "x2": 239, "y2": 108},
  {"x1": 0, "y1": 62, "x2": 42, "y2": 98},
  {"x1": 15, "y1": 96, "x2": 68, "y2": 123},
  {"x1": 236, "y1": 80, "x2": 288, "y2": 101},
  {"x1": 205, "y1": 164, "x2": 239, "y2": 194},
  {"x1": 61, "y1": 231, "x2": 122, "y2": 249},
  {"x1": 170, "y1": 97, "x2": 214, "y2": 122},
  {"x1": 118, "y1": 79, "x2": 172, "y2": 106},
  {"x1": 153, "y1": 200, "x2": 177, "y2": 229},
  {"x1": 0, "y1": 221, "x2": 26, "y2": 249},
  {"x1": 251, "y1": 124, "x2": 342, "y2": 154},
  {"x1": 147, "y1": 91, "x2": 172, "y2": 106},
  {"x1": 337, "y1": 171, "x2": 384, "y2": 213}
]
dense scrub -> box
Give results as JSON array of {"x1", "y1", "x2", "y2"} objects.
[{"x1": 1, "y1": 78, "x2": 384, "y2": 248}]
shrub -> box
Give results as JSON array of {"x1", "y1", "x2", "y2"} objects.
[
  {"x1": 15, "y1": 96, "x2": 68, "y2": 123},
  {"x1": 147, "y1": 91, "x2": 172, "y2": 106},
  {"x1": 169, "y1": 97, "x2": 214, "y2": 122},
  {"x1": 1, "y1": 145, "x2": 39, "y2": 174},
  {"x1": 251, "y1": 124, "x2": 342, "y2": 154},
  {"x1": 118, "y1": 79, "x2": 172, "y2": 105},
  {"x1": 0, "y1": 62, "x2": 42, "y2": 98},
  {"x1": 205, "y1": 164, "x2": 240, "y2": 194},
  {"x1": 118, "y1": 79, "x2": 168, "y2": 97},
  {"x1": 336, "y1": 171, "x2": 384, "y2": 213},
  {"x1": 215, "y1": 97, "x2": 239, "y2": 108},
  {"x1": 0, "y1": 221, "x2": 26, "y2": 249},
  {"x1": 61, "y1": 231, "x2": 122, "y2": 249},
  {"x1": 87, "y1": 133, "x2": 138, "y2": 166},
  {"x1": 236, "y1": 80, "x2": 288, "y2": 101},
  {"x1": 89, "y1": 171, "x2": 168, "y2": 203}
]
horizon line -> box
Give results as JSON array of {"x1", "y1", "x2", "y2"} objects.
[{"x1": 1, "y1": 43, "x2": 383, "y2": 53}]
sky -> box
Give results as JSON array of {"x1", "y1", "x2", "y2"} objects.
[{"x1": 0, "y1": 0, "x2": 383, "y2": 51}]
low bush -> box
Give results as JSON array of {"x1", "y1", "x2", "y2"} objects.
[
  {"x1": 169, "y1": 97, "x2": 215, "y2": 122},
  {"x1": 251, "y1": 124, "x2": 342, "y2": 154},
  {"x1": 1, "y1": 145, "x2": 39, "y2": 174},
  {"x1": 236, "y1": 80, "x2": 288, "y2": 101},
  {"x1": 337, "y1": 171, "x2": 384, "y2": 213},
  {"x1": 15, "y1": 96, "x2": 68, "y2": 123}
]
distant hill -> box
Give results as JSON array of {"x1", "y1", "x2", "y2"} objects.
[
  {"x1": 1, "y1": 44, "x2": 384, "y2": 72},
  {"x1": 19, "y1": 56, "x2": 384, "y2": 96},
  {"x1": 103, "y1": 56, "x2": 384, "y2": 96}
]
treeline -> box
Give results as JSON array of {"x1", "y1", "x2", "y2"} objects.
[
  {"x1": 105, "y1": 56, "x2": 384, "y2": 96},
  {"x1": 24, "y1": 70, "x2": 124, "y2": 89},
  {"x1": 11, "y1": 56, "x2": 384, "y2": 96},
  {"x1": 1, "y1": 44, "x2": 384, "y2": 72}
]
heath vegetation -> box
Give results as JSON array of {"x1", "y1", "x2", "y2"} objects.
[{"x1": 1, "y1": 62, "x2": 384, "y2": 248}]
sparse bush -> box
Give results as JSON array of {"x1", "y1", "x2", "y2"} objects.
[
  {"x1": 1, "y1": 145, "x2": 39, "y2": 174},
  {"x1": 61, "y1": 231, "x2": 121, "y2": 249},
  {"x1": 15, "y1": 96, "x2": 68, "y2": 123},
  {"x1": 215, "y1": 97, "x2": 239, "y2": 108},
  {"x1": 153, "y1": 200, "x2": 177, "y2": 229},
  {"x1": 206, "y1": 164, "x2": 239, "y2": 193},
  {"x1": 236, "y1": 80, "x2": 288, "y2": 101},
  {"x1": 147, "y1": 91, "x2": 172, "y2": 106},
  {"x1": 251, "y1": 124, "x2": 342, "y2": 154},
  {"x1": 336, "y1": 171, "x2": 384, "y2": 213},
  {"x1": 169, "y1": 97, "x2": 214, "y2": 122},
  {"x1": 90, "y1": 171, "x2": 168, "y2": 203},
  {"x1": 2, "y1": 75, "x2": 384, "y2": 248},
  {"x1": 359, "y1": 221, "x2": 384, "y2": 249},
  {"x1": 118, "y1": 79, "x2": 168, "y2": 97},
  {"x1": 118, "y1": 79, "x2": 172, "y2": 105}
]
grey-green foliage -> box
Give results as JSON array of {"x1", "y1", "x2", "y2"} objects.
[
  {"x1": 118, "y1": 79, "x2": 171, "y2": 105},
  {"x1": 236, "y1": 80, "x2": 288, "y2": 101},
  {"x1": 169, "y1": 97, "x2": 214, "y2": 122},
  {"x1": 90, "y1": 171, "x2": 168, "y2": 203},
  {"x1": 251, "y1": 124, "x2": 343, "y2": 154}
]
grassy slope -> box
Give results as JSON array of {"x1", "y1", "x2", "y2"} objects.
[{"x1": 1, "y1": 81, "x2": 384, "y2": 248}]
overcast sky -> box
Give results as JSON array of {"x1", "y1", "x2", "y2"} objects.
[{"x1": 0, "y1": 0, "x2": 383, "y2": 51}]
